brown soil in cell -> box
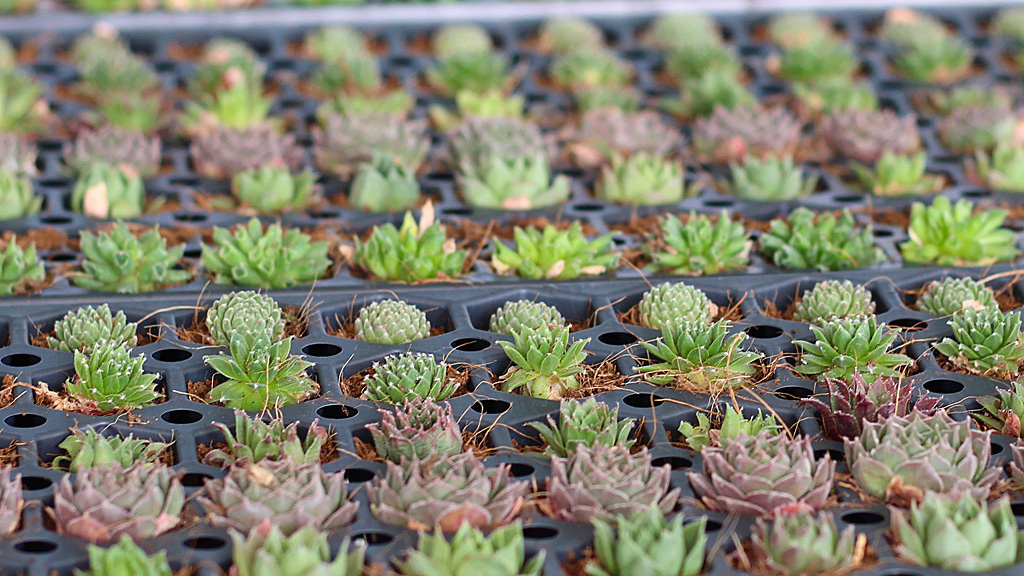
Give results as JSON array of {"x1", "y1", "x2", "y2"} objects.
[
  {"x1": 730, "y1": 532, "x2": 874, "y2": 576},
  {"x1": 561, "y1": 549, "x2": 598, "y2": 576},
  {"x1": 494, "y1": 360, "x2": 625, "y2": 400},
  {"x1": 196, "y1": 433, "x2": 339, "y2": 466},
  {"x1": 617, "y1": 296, "x2": 743, "y2": 328},
  {"x1": 340, "y1": 364, "x2": 472, "y2": 400},
  {"x1": 760, "y1": 296, "x2": 799, "y2": 321},
  {"x1": 452, "y1": 216, "x2": 600, "y2": 246},
  {"x1": 935, "y1": 352, "x2": 1018, "y2": 381},
  {"x1": 866, "y1": 208, "x2": 910, "y2": 229},
  {"x1": 1001, "y1": 203, "x2": 1024, "y2": 224},
  {"x1": 165, "y1": 43, "x2": 206, "y2": 62},
  {"x1": 0, "y1": 443, "x2": 19, "y2": 467},
  {"x1": 177, "y1": 304, "x2": 311, "y2": 346},
  {"x1": 25, "y1": 381, "x2": 151, "y2": 420},
  {"x1": 3, "y1": 228, "x2": 69, "y2": 252},
  {"x1": 0, "y1": 375, "x2": 28, "y2": 408}
]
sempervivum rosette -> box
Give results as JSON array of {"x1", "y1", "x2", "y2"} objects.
[
  {"x1": 52, "y1": 464, "x2": 184, "y2": 542},
  {"x1": 368, "y1": 452, "x2": 527, "y2": 532},
  {"x1": 366, "y1": 399, "x2": 463, "y2": 463},
  {"x1": 199, "y1": 459, "x2": 358, "y2": 535},
  {"x1": 545, "y1": 445, "x2": 679, "y2": 525},
  {"x1": 688, "y1": 430, "x2": 834, "y2": 516}
]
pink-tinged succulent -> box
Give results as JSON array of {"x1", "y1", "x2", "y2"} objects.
[
  {"x1": 0, "y1": 467, "x2": 21, "y2": 536},
  {"x1": 190, "y1": 125, "x2": 303, "y2": 179},
  {"x1": 368, "y1": 452, "x2": 526, "y2": 532},
  {"x1": 1010, "y1": 441, "x2": 1024, "y2": 486},
  {"x1": 366, "y1": 399, "x2": 463, "y2": 463},
  {"x1": 688, "y1": 430, "x2": 834, "y2": 517},
  {"x1": 199, "y1": 460, "x2": 358, "y2": 535},
  {"x1": 802, "y1": 373, "x2": 940, "y2": 440},
  {"x1": 52, "y1": 464, "x2": 184, "y2": 542},
  {"x1": 844, "y1": 410, "x2": 999, "y2": 504},
  {"x1": 545, "y1": 445, "x2": 679, "y2": 525}
]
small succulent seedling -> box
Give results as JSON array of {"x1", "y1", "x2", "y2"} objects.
[
  {"x1": 637, "y1": 282, "x2": 715, "y2": 330},
  {"x1": 432, "y1": 24, "x2": 494, "y2": 61},
  {"x1": 489, "y1": 299, "x2": 566, "y2": 335},
  {"x1": 529, "y1": 398, "x2": 634, "y2": 457},
  {"x1": 900, "y1": 197, "x2": 1019, "y2": 266},
  {"x1": 639, "y1": 321, "x2": 762, "y2": 390},
  {"x1": 230, "y1": 525, "x2": 365, "y2": 576},
  {"x1": 750, "y1": 507, "x2": 864, "y2": 576},
  {"x1": 320, "y1": 90, "x2": 415, "y2": 119},
  {"x1": 773, "y1": 39, "x2": 857, "y2": 84},
  {"x1": 649, "y1": 13, "x2": 721, "y2": 50},
  {"x1": 767, "y1": 12, "x2": 834, "y2": 48},
  {"x1": 940, "y1": 105, "x2": 1017, "y2": 154},
  {"x1": 919, "y1": 84, "x2": 1012, "y2": 118},
  {"x1": 0, "y1": 169, "x2": 39, "y2": 220},
  {"x1": 975, "y1": 144, "x2": 1024, "y2": 192},
  {"x1": 181, "y1": 81, "x2": 273, "y2": 135},
  {"x1": 802, "y1": 373, "x2": 939, "y2": 441},
  {"x1": 349, "y1": 155, "x2": 421, "y2": 213},
  {"x1": 202, "y1": 219, "x2": 331, "y2": 289},
  {"x1": 693, "y1": 105, "x2": 802, "y2": 163},
  {"x1": 458, "y1": 148, "x2": 569, "y2": 210},
  {"x1": 589, "y1": 506, "x2": 706, "y2": 576},
  {"x1": 77, "y1": 535, "x2": 172, "y2": 576},
  {"x1": 231, "y1": 166, "x2": 317, "y2": 213},
  {"x1": 724, "y1": 156, "x2": 817, "y2": 201},
  {"x1": 75, "y1": 223, "x2": 189, "y2": 293},
  {"x1": 596, "y1": 153, "x2": 685, "y2": 205},
  {"x1": 363, "y1": 352, "x2": 457, "y2": 403},
  {"x1": 0, "y1": 69, "x2": 47, "y2": 134},
  {"x1": 192, "y1": 125, "x2": 303, "y2": 180},
  {"x1": 490, "y1": 224, "x2": 619, "y2": 280},
  {"x1": 0, "y1": 133, "x2": 38, "y2": 176},
  {"x1": 313, "y1": 112, "x2": 429, "y2": 178},
  {"x1": 679, "y1": 404, "x2": 782, "y2": 451},
  {"x1": 976, "y1": 380, "x2": 1024, "y2": 437},
  {"x1": 68, "y1": 127, "x2": 161, "y2": 178},
  {"x1": 664, "y1": 40, "x2": 740, "y2": 81},
  {"x1": 430, "y1": 88, "x2": 526, "y2": 130},
  {"x1": 71, "y1": 163, "x2": 145, "y2": 219},
  {"x1": 353, "y1": 206, "x2": 467, "y2": 283},
  {"x1": 852, "y1": 151, "x2": 945, "y2": 196},
  {"x1": 538, "y1": 17, "x2": 604, "y2": 54},
  {"x1": 645, "y1": 212, "x2": 751, "y2": 276},
  {"x1": 668, "y1": 67, "x2": 756, "y2": 118},
  {"x1": 428, "y1": 51, "x2": 510, "y2": 96},
  {"x1": 205, "y1": 329, "x2": 316, "y2": 411},
  {"x1": 793, "y1": 280, "x2": 875, "y2": 324},
  {"x1": 568, "y1": 108, "x2": 681, "y2": 166},
  {"x1": 187, "y1": 39, "x2": 264, "y2": 98},
  {"x1": 0, "y1": 236, "x2": 44, "y2": 295},
  {"x1": 820, "y1": 109, "x2": 920, "y2": 164},
  {"x1": 396, "y1": 523, "x2": 544, "y2": 576},
  {"x1": 792, "y1": 77, "x2": 878, "y2": 116},
  {"x1": 355, "y1": 299, "x2": 430, "y2": 344},
  {"x1": 53, "y1": 429, "x2": 168, "y2": 473},
  {"x1": 892, "y1": 33, "x2": 972, "y2": 85},
  {"x1": 918, "y1": 276, "x2": 998, "y2": 317},
  {"x1": 795, "y1": 316, "x2": 912, "y2": 380},
  {"x1": 304, "y1": 25, "x2": 368, "y2": 62},
  {"x1": 205, "y1": 290, "x2": 284, "y2": 347},
  {"x1": 65, "y1": 340, "x2": 161, "y2": 412},
  {"x1": 367, "y1": 399, "x2": 462, "y2": 463},
  {"x1": 311, "y1": 50, "x2": 381, "y2": 96},
  {"x1": 49, "y1": 304, "x2": 138, "y2": 353},
  {"x1": 550, "y1": 49, "x2": 629, "y2": 92},
  {"x1": 203, "y1": 410, "x2": 327, "y2": 466},
  {"x1": 498, "y1": 324, "x2": 589, "y2": 399},
  {"x1": 760, "y1": 208, "x2": 885, "y2": 271},
  {"x1": 934, "y1": 308, "x2": 1024, "y2": 379}
]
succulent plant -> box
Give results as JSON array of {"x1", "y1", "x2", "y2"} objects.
[
  {"x1": 645, "y1": 212, "x2": 751, "y2": 276},
  {"x1": 774, "y1": 39, "x2": 857, "y2": 83},
  {"x1": 0, "y1": 170, "x2": 35, "y2": 221},
  {"x1": 310, "y1": 51, "x2": 381, "y2": 97},
  {"x1": 71, "y1": 163, "x2": 145, "y2": 219},
  {"x1": 550, "y1": 49, "x2": 629, "y2": 92},
  {"x1": 0, "y1": 237, "x2": 42, "y2": 295},
  {"x1": 792, "y1": 77, "x2": 878, "y2": 116},
  {"x1": 795, "y1": 316, "x2": 912, "y2": 381},
  {"x1": 321, "y1": 90, "x2": 415, "y2": 119},
  {"x1": 349, "y1": 155, "x2": 421, "y2": 213},
  {"x1": 976, "y1": 380, "x2": 1024, "y2": 437},
  {"x1": 202, "y1": 219, "x2": 331, "y2": 289},
  {"x1": 852, "y1": 151, "x2": 944, "y2": 196},
  {"x1": 724, "y1": 156, "x2": 817, "y2": 201},
  {"x1": 355, "y1": 299, "x2": 430, "y2": 344},
  {"x1": 450, "y1": 116, "x2": 546, "y2": 169},
  {"x1": 313, "y1": 112, "x2": 429, "y2": 177},
  {"x1": 820, "y1": 109, "x2": 920, "y2": 164},
  {"x1": 230, "y1": 524, "x2": 365, "y2": 576},
  {"x1": 489, "y1": 299, "x2": 566, "y2": 335},
  {"x1": 892, "y1": 492, "x2": 1024, "y2": 571},
  {"x1": 199, "y1": 459, "x2": 358, "y2": 535},
  {"x1": 845, "y1": 410, "x2": 998, "y2": 503},
  {"x1": 1012, "y1": 442, "x2": 1024, "y2": 486},
  {"x1": 0, "y1": 468, "x2": 20, "y2": 536},
  {"x1": 459, "y1": 152, "x2": 569, "y2": 210},
  {"x1": 370, "y1": 452, "x2": 526, "y2": 531},
  {"x1": 994, "y1": 6, "x2": 1024, "y2": 42},
  {"x1": 547, "y1": 445, "x2": 679, "y2": 524},
  {"x1": 918, "y1": 84, "x2": 1012, "y2": 118},
  {"x1": 187, "y1": 40, "x2": 264, "y2": 98},
  {"x1": 203, "y1": 410, "x2": 327, "y2": 467},
  {"x1": 75, "y1": 49, "x2": 159, "y2": 107},
  {"x1": 75, "y1": 224, "x2": 187, "y2": 293},
  {"x1": 67, "y1": 127, "x2": 161, "y2": 178},
  {"x1": 664, "y1": 41, "x2": 740, "y2": 81},
  {"x1": 939, "y1": 105, "x2": 1017, "y2": 154},
  {"x1": 934, "y1": 307, "x2": 1024, "y2": 379},
  {"x1": 304, "y1": 26, "x2": 367, "y2": 62},
  {"x1": 232, "y1": 167, "x2": 317, "y2": 213},
  {"x1": 430, "y1": 88, "x2": 526, "y2": 130},
  {"x1": 750, "y1": 506, "x2": 863, "y2": 576},
  {"x1": 877, "y1": 8, "x2": 947, "y2": 47},
  {"x1": 900, "y1": 197, "x2": 1019, "y2": 266},
  {"x1": 529, "y1": 398, "x2": 634, "y2": 458},
  {"x1": 428, "y1": 51, "x2": 510, "y2": 96},
  {"x1": 64, "y1": 340, "x2": 160, "y2": 411},
  {"x1": 0, "y1": 68, "x2": 47, "y2": 134},
  {"x1": 637, "y1": 282, "x2": 715, "y2": 330},
  {"x1": 397, "y1": 522, "x2": 543, "y2": 576},
  {"x1": 793, "y1": 280, "x2": 876, "y2": 324},
  {"x1": 767, "y1": 12, "x2": 834, "y2": 48},
  {"x1": 363, "y1": 352, "x2": 457, "y2": 403},
  {"x1": 892, "y1": 34, "x2": 972, "y2": 84},
  {"x1": 690, "y1": 430, "x2": 833, "y2": 516},
  {"x1": 678, "y1": 404, "x2": 782, "y2": 452},
  {"x1": 206, "y1": 290, "x2": 284, "y2": 347},
  {"x1": 49, "y1": 306, "x2": 139, "y2": 354},
  {"x1": 492, "y1": 224, "x2": 617, "y2": 281},
  {"x1": 191, "y1": 125, "x2": 303, "y2": 179},
  {"x1": 639, "y1": 321, "x2": 761, "y2": 389},
  {"x1": 497, "y1": 324, "x2": 588, "y2": 399},
  {"x1": 53, "y1": 429, "x2": 168, "y2": 473},
  {"x1": 182, "y1": 80, "x2": 273, "y2": 135},
  {"x1": 649, "y1": 13, "x2": 721, "y2": 50},
  {"x1": 576, "y1": 85, "x2": 641, "y2": 114},
  {"x1": 53, "y1": 464, "x2": 183, "y2": 542},
  {"x1": 975, "y1": 143, "x2": 1024, "y2": 192},
  {"x1": 538, "y1": 17, "x2": 604, "y2": 54},
  {"x1": 596, "y1": 153, "x2": 685, "y2": 205},
  {"x1": 205, "y1": 329, "x2": 316, "y2": 411},
  {"x1": 918, "y1": 276, "x2": 999, "y2": 317},
  {"x1": 76, "y1": 535, "x2": 172, "y2": 576},
  {"x1": 760, "y1": 208, "x2": 885, "y2": 271},
  {"x1": 669, "y1": 67, "x2": 756, "y2": 118},
  {"x1": 0, "y1": 132, "x2": 38, "y2": 175},
  {"x1": 802, "y1": 373, "x2": 940, "y2": 441},
  {"x1": 589, "y1": 506, "x2": 706, "y2": 576},
  {"x1": 367, "y1": 399, "x2": 462, "y2": 462},
  {"x1": 692, "y1": 105, "x2": 802, "y2": 163},
  {"x1": 432, "y1": 24, "x2": 493, "y2": 61},
  {"x1": 568, "y1": 109, "x2": 681, "y2": 167},
  {"x1": 353, "y1": 208, "x2": 467, "y2": 283}
]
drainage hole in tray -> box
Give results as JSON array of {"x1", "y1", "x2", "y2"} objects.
[
  {"x1": 651, "y1": 456, "x2": 692, "y2": 470},
  {"x1": 522, "y1": 526, "x2": 558, "y2": 540},
  {"x1": 2, "y1": 353, "x2": 40, "y2": 367},
  {"x1": 316, "y1": 404, "x2": 357, "y2": 419},
  {"x1": 598, "y1": 331, "x2": 637, "y2": 345},
  {"x1": 745, "y1": 325, "x2": 783, "y2": 339},
  {"x1": 840, "y1": 510, "x2": 885, "y2": 525},
  {"x1": 622, "y1": 393, "x2": 665, "y2": 408},
  {"x1": 152, "y1": 348, "x2": 193, "y2": 362},
  {"x1": 451, "y1": 337, "x2": 489, "y2": 352},
  {"x1": 508, "y1": 463, "x2": 534, "y2": 477},
  {"x1": 161, "y1": 409, "x2": 203, "y2": 425},
  {"x1": 20, "y1": 476, "x2": 52, "y2": 491},
  {"x1": 351, "y1": 532, "x2": 393, "y2": 546},
  {"x1": 888, "y1": 318, "x2": 927, "y2": 331},
  {"x1": 181, "y1": 473, "x2": 214, "y2": 487},
  {"x1": 184, "y1": 536, "x2": 227, "y2": 550},
  {"x1": 471, "y1": 399, "x2": 511, "y2": 414},
  {"x1": 343, "y1": 467, "x2": 375, "y2": 483},
  {"x1": 4, "y1": 413, "x2": 45, "y2": 428},
  {"x1": 814, "y1": 449, "x2": 844, "y2": 463},
  {"x1": 14, "y1": 540, "x2": 57, "y2": 554},
  {"x1": 302, "y1": 343, "x2": 342, "y2": 357},
  {"x1": 775, "y1": 385, "x2": 813, "y2": 399},
  {"x1": 923, "y1": 379, "x2": 964, "y2": 394}
]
